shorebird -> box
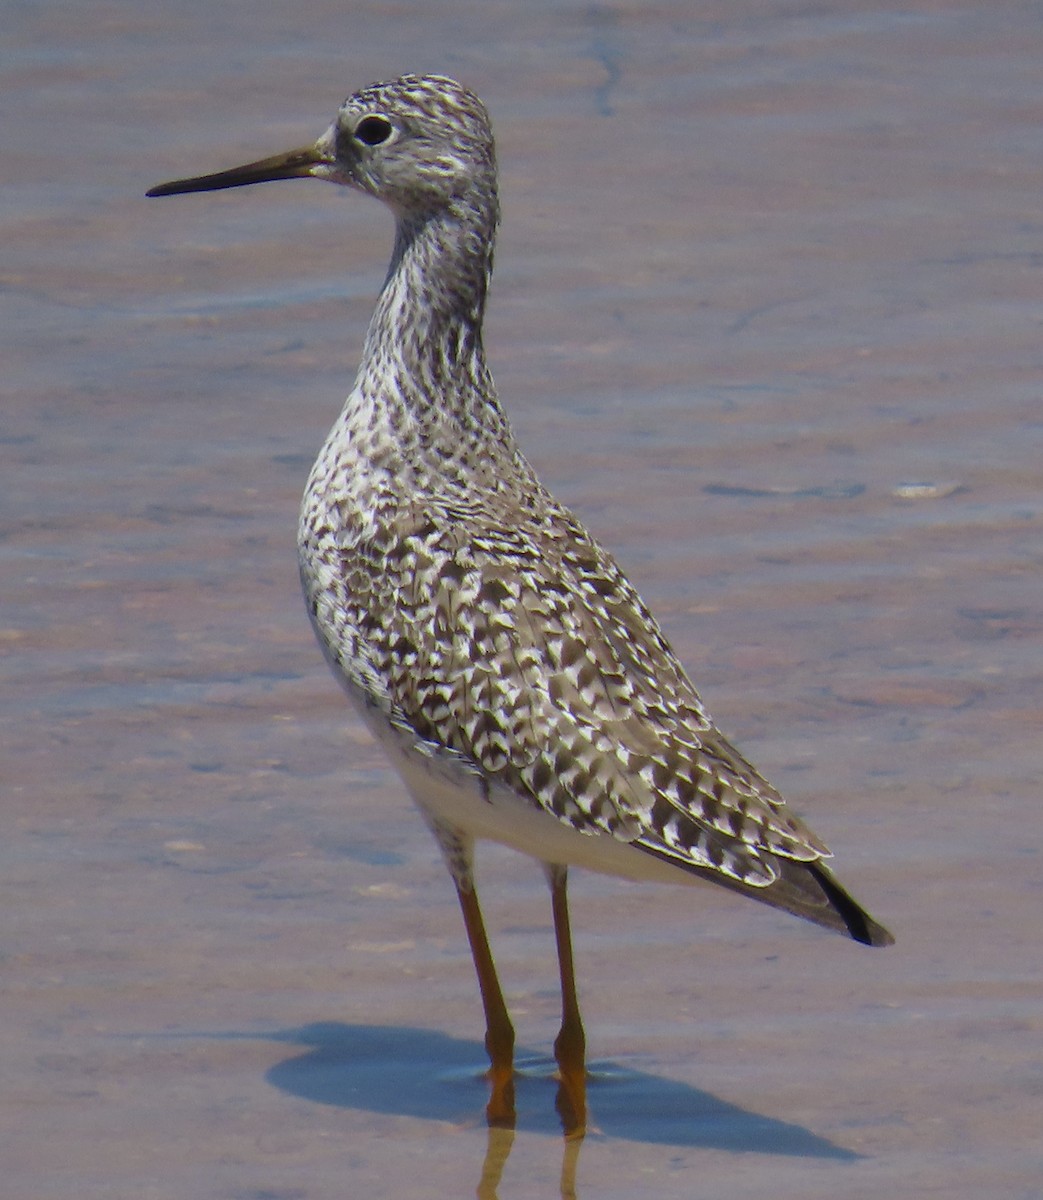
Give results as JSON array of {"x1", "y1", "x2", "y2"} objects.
[{"x1": 148, "y1": 74, "x2": 892, "y2": 1126}]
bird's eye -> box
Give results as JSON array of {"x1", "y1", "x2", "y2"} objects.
[{"x1": 354, "y1": 115, "x2": 394, "y2": 146}]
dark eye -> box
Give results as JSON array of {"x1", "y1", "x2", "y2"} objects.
[{"x1": 354, "y1": 115, "x2": 394, "y2": 146}]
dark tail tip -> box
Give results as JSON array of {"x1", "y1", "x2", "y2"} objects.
[{"x1": 810, "y1": 864, "x2": 894, "y2": 947}]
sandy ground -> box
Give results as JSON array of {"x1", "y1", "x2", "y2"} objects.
[{"x1": 3, "y1": 2, "x2": 1042, "y2": 1197}]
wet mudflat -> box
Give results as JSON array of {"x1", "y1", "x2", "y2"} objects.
[{"x1": 3, "y1": 2, "x2": 1041, "y2": 1197}]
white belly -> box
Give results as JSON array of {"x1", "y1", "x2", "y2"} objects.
[{"x1": 353, "y1": 702, "x2": 694, "y2": 888}]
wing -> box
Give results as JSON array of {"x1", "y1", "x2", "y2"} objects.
[{"x1": 357, "y1": 490, "x2": 830, "y2": 890}]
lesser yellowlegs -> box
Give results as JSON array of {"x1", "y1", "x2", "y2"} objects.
[{"x1": 148, "y1": 74, "x2": 893, "y2": 1127}]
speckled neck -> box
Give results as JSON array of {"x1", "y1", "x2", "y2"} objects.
[{"x1": 350, "y1": 184, "x2": 512, "y2": 456}]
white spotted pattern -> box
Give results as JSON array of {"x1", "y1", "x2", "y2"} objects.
[{"x1": 151, "y1": 73, "x2": 891, "y2": 945}]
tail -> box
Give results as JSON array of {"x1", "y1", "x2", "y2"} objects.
[
  {"x1": 804, "y1": 862, "x2": 894, "y2": 946},
  {"x1": 639, "y1": 841, "x2": 894, "y2": 946},
  {"x1": 717, "y1": 858, "x2": 894, "y2": 946}
]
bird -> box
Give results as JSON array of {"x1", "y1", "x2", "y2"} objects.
[{"x1": 148, "y1": 73, "x2": 893, "y2": 1128}]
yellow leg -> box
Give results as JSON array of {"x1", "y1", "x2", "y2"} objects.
[
  {"x1": 549, "y1": 865, "x2": 587, "y2": 1137},
  {"x1": 455, "y1": 881, "x2": 516, "y2": 1127}
]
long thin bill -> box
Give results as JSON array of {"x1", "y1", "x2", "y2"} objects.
[{"x1": 147, "y1": 144, "x2": 328, "y2": 197}]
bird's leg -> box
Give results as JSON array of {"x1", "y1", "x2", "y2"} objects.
[
  {"x1": 546, "y1": 863, "x2": 587, "y2": 1137},
  {"x1": 424, "y1": 813, "x2": 516, "y2": 1126},
  {"x1": 455, "y1": 879, "x2": 516, "y2": 1126}
]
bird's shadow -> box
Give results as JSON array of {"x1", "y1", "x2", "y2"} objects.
[{"x1": 250, "y1": 1021, "x2": 856, "y2": 1159}]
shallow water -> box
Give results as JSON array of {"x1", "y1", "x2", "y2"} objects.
[{"x1": 4, "y1": 2, "x2": 1042, "y2": 1197}]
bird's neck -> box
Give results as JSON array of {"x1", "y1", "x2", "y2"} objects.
[{"x1": 351, "y1": 193, "x2": 512, "y2": 450}]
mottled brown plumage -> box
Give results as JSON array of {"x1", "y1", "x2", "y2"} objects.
[{"x1": 148, "y1": 75, "x2": 892, "y2": 1111}]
